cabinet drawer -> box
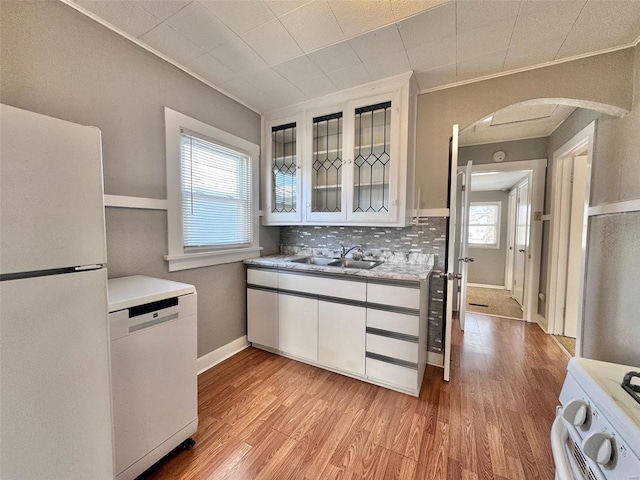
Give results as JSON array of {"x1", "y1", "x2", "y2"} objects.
[
  {"x1": 366, "y1": 333, "x2": 418, "y2": 364},
  {"x1": 278, "y1": 272, "x2": 366, "y2": 301},
  {"x1": 366, "y1": 357, "x2": 418, "y2": 391},
  {"x1": 366, "y1": 308, "x2": 418, "y2": 336},
  {"x1": 247, "y1": 268, "x2": 278, "y2": 289},
  {"x1": 367, "y1": 283, "x2": 420, "y2": 309}
]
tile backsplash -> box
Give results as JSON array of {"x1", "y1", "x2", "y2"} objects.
[{"x1": 279, "y1": 219, "x2": 447, "y2": 354}]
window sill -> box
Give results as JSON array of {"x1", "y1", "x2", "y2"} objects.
[{"x1": 164, "y1": 247, "x2": 262, "y2": 272}]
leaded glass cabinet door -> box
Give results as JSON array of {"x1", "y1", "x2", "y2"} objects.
[
  {"x1": 346, "y1": 92, "x2": 400, "y2": 224},
  {"x1": 305, "y1": 109, "x2": 346, "y2": 222},
  {"x1": 264, "y1": 115, "x2": 302, "y2": 224}
]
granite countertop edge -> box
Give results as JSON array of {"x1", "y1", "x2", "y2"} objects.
[{"x1": 244, "y1": 255, "x2": 434, "y2": 282}]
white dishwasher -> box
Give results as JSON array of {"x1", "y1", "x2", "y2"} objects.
[{"x1": 108, "y1": 275, "x2": 198, "y2": 480}]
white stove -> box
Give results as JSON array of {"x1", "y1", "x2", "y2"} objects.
[{"x1": 552, "y1": 357, "x2": 640, "y2": 480}]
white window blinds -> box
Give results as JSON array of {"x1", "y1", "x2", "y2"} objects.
[{"x1": 180, "y1": 130, "x2": 252, "y2": 249}]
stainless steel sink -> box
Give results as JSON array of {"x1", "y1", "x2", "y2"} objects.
[
  {"x1": 290, "y1": 256, "x2": 338, "y2": 266},
  {"x1": 328, "y1": 259, "x2": 383, "y2": 269},
  {"x1": 290, "y1": 256, "x2": 383, "y2": 270}
]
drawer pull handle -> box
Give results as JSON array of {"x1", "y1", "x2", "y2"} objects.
[
  {"x1": 366, "y1": 327, "x2": 418, "y2": 343},
  {"x1": 366, "y1": 352, "x2": 418, "y2": 370}
]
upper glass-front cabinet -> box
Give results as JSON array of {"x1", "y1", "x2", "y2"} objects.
[
  {"x1": 352, "y1": 100, "x2": 393, "y2": 217},
  {"x1": 305, "y1": 110, "x2": 346, "y2": 222},
  {"x1": 262, "y1": 73, "x2": 414, "y2": 226},
  {"x1": 264, "y1": 115, "x2": 303, "y2": 223}
]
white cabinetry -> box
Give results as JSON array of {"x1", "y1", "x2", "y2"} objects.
[
  {"x1": 247, "y1": 268, "x2": 278, "y2": 350},
  {"x1": 245, "y1": 265, "x2": 428, "y2": 396},
  {"x1": 318, "y1": 300, "x2": 366, "y2": 376},
  {"x1": 278, "y1": 293, "x2": 318, "y2": 362},
  {"x1": 365, "y1": 279, "x2": 428, "y2": 394},
  {"x1": 262, "y1": 73, "x2": 417, "y2": 227}
]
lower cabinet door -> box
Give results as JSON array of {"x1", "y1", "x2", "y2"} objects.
[
  {"x1": 318, "y1": 301, "x2": 366, "y2": 376},
  {"x1": 247, "y1": 288, "x2": 278, "y2": 350},
  {"x1": 278, "y1": 293, "x2": 318, "y2": 362}
]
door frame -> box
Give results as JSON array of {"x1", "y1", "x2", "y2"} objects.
[
  {"x1": 457, "y1": 159, "x2": 547, "y2": 324},
  {"x1": 547, "y1": 121, "x2": 594, "y2": 355}
]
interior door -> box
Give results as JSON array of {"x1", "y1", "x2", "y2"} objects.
[
  {"x1": 443, "y1": 125, "x2": 459, "y2": 382},
  {"x1": 563, "y1": 155, "x2": 588, "y2": 338},
  {"x1": 512, "y1": 178, "x2": 530, "y2": 306},
  {"x1": 458, "y1": 161, "x2": 473, "y2": 331},
  {"x1": 505, "y1": 190, "x2": 517, "y2": 290}
]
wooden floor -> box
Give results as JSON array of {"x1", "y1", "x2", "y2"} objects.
[{"x1": 142, "y1": 313, "x2": 568, "y2": 480}]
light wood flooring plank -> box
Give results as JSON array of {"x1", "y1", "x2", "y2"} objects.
[{"x1": 141, "y1": 313, "x2": 567, "y2": 480}]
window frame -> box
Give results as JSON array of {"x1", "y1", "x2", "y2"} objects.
[
  {"x1": 164, "y1": 107, "x2": 261, "y2": 271},
  {"x1": 467, "y1": 201, "x2": 501, "y2": 249}
]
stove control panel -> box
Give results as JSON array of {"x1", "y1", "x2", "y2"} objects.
[{"x1": 560, "y1": 374, "x2": 640, "y2": 478}]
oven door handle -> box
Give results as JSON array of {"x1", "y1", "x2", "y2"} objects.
[{"x1": 551, "y1": 412, "x2": 576, "y2": 480}]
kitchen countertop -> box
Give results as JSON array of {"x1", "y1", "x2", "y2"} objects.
[{"x1": 244, "y1": 254, "x2": 434, "y2": 282}]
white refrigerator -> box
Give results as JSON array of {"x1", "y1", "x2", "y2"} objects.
[{"x1": 0, "y1": 104, "x2": 115, "y2": 479}]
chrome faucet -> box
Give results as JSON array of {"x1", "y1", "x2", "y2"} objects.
[{"x1": 340, "y1": 244, "x2": 362, "y2": 258}]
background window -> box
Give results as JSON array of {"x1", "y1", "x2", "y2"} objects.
[
  {"x1": 181, "y1": 131, "x2": 251, "y2": 249},
  {"x1": 468, "y1": 202, "x2": 501, "y2": 248}
]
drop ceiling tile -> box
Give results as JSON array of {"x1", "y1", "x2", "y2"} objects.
[
  {"x1": 327, "y1": 0, "x2": 394, "y2": 37},
  {"x1": 186, "y1": 53, "x2": 238, "y2": 84},
  {"x1": 245, "y1": 68, "x2": 307, "y2": 103},
  {"x1": 164, "y1": 1, "x2": 236, "y2": 51},
  {"x1": 307, "y1": 41, "x2": 362, "y2": 73},
  {"x1": 200, "y1": 0, "x2": 276, "y2": 35},
  {"x1": 509, "y1": 0, "x2": 586, "y2": 47},
  {"x1": 219, "y1": 77, "x2": 268, "y2": 109},
  {"x1": 456, "y1": 0, "x2": 520, "y2": 34},
  {"x1": 397, "y1": 2, "x2": 456, "y2": 49},
  {"x1": 456, "y1": 50, "x2": 507, "y2": 81},
  {"x1": 274, "y1": 55, "x2": 323, "y2": 83},
  {"x1": 503, "y1": 38, "x2": 562, "y2": 70},
  {"x1": 139, "y1": 1, "x2": 191, "y2": 23},
  {"x1": 296, "y1": 73, "x2": 338, "y2": 97},
  {"x1": 456, "y1": 18, "x2": 516, "y2": 62},
  {"x1": 279, "y1": 1, "x2": 345, "y2": 53},
  {"x1": 326, "y1": 63, "x2": 372, "y2": 90},
  {"x1": 264, "y1": 0, "x2": 313, "y2": 17},
  {"x1": 76, "y1": 0, "x2": 162, "y2": 37},
  {"x1": 406, "y1": 35, "x2": 456, "y2": 71},
  {"x1": 209, "y1": 37, "x2": 269, "y2": 75},
  {"x1": 362, "y1": 50, "x2": 411, "y2": 81},
  {"x1": 414, "y1": 62, "x2": 456, "y2": 90},
  {"x1": 556, "y1": 0, "x2": 640, "y2": 58},
  {"x1": 243, "y1": 19, "x2": 303, "y2": 66},
  {"x1": 349, "y1": 24, "x2": 405, "y2": 64},
  {"x1": 140, "y1": 23, "x2": 205, "y2": 64},
  {"x1": 390, "y1": 0, "x2": 449, "y2": 22}
]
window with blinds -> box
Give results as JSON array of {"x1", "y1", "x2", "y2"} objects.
[{"x1": 180, "y1": 130, "x2": 252, "y2": 249}]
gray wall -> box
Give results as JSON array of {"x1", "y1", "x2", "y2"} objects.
[
  {"x1": 0, "y1": 1, "x2": 278, "y2": 358},
  {"x1": 459, "y1": 137, "x2": 548, "y2": 165},
  {"x1": 466, "y1": 191, "x2": 509, "y2": 287},
  {"x1": 540, "y1": 46, "x2": 640, "y2": 364}
]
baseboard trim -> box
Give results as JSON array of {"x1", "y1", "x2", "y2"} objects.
[
  {"x1": 197, "y1": 335, "x2": 249, "y2": 375},
  {"x1": 467, "y1": 283, "x2": 506, "y2": 290}
]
